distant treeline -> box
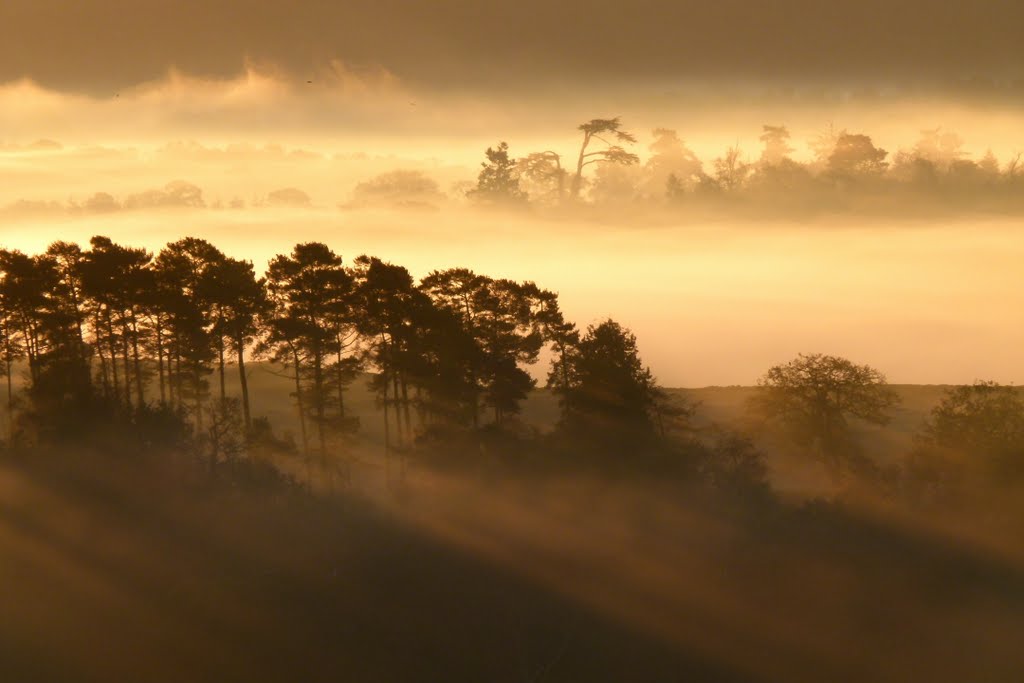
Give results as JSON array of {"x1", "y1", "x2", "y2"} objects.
[
  {"x1": 467, "y1": 120, "x2": 1024, "y2": 213},
  {"x1": 0, "y1": 237, "x2": 672, "y2": 468}
]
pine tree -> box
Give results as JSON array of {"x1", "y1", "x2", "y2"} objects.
[{"x1": 468, "y1": 141, "x2": 528, "y2": 205}]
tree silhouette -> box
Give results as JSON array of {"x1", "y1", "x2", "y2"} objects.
[
  {"x1": 920, "y1": 382, "x2": 1024, "y2": 480},
  {"x1": 351, "y1": 170, "x2": 445, "y2": 210},
  {"x1": 553, "y1": 319, "x2": 664, "y2": 443},
  {"x1": 474, "y1": 279, "x2": 544, "y2": 425},
  {"x1": 353, "y1": 255, "x2": 426, "y2": 453},
  {"x1": 468, "y1": 142, "x2": 527, "y2": 205},
  {"x1": 265, "y1": 243, "x2": 355, "y2": 468},
  {"x1": 152, "y1": 238, "x2": 222, "y2": 435},
  {"x1": 809, "y1": 123, "x2": 844, "y2": 169},
  {"x1": 46, "y1": 242, "x2": 89, "y2": 375},
  {"x1": 712, "y1": 144, "x2": 751, "y2": 192},
  {"x1": 0, "y1": 235, "x2": 590, "y2": 464},
  {"x1": 41, "y1": 251, "x2": 100, "y2": 406},
  {"x1": 759, "y1": 125, "x2": 794, "y2": 166},
  {"x1": 2, "y1": 246, "x2": 98, "y2": 436},
  {"x1": 644, "y1": 129, "x2": 703, "y2": 200},
  {"x1": 754, "y1": 353, "x2": 898, "y2": 479},
  {"x1": 827, "y1": 134, "x2": 888, "y2": 179},
  {"x1": 518, "y1": 151, "x2": 567, "y2": 205},
  {"x1": 526, "y1": 286, "x2": 577, "y2": 403},
  {"x1": 0, "y1": 250, "x2": 53, "y2": 386},
  {"x1": 207, "y1": 257, "x2": 268, "y2": 432},
  {"x1": 0, "y1": 266, "x2": 23, "y2": 443},
  {"x1": 571, "y1": 118, "x2": 639, "y2": 200},
  {"x1": 420, "y1": 269, "x2": 546, "y2": 427}
]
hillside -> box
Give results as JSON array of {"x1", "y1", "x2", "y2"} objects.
[
  {"x1": 233, "y1": 364, "x2": 956, "y2": 496},
  {"x1": 4, "y1": 435, "x2": 1024, "y2": 683}
]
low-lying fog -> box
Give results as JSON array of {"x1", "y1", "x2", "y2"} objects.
[{"x1": 2, "y1": 202, "x2": 1021, "y2": 387}]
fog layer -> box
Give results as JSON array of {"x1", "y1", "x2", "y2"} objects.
[{"x1": 2, "y1": 204, "x2": 1021, "y2": 386}]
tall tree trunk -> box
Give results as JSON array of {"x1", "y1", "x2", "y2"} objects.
[
  {"x1": 313, "y1": 349, "x2": 326, "y2": 456},
  {"x1": 21, "y1": 322, "x2": 38, "y2": 386},
  {"x1": 401, "y1": 375, "x2": 412, "y2": 440},
  {"x1": 392, "y1": 371, "x2": 404, "y2": 446},
  {"x1": 5, "y1": 350, "x2": 13, "y2": 445},
  {"x1": 155, "y1": 320, "x2": 166, "y2": 405},
  {"x1": 217, "y1": 333, "x2": 226, "y2": 406},
  {"x1": 69, "y1": 285, "x2": 86, "y2": 367},
  {"x1": 470, "y1": 373, "x2": 479, "y2": 430},
  {"x1": 193, "y1": 362, "x2": 204, "y2": 443},
  {"x1": 382, "y1": 371, "x2": 391, "y2": 483},
  {"x1": 173, "y1": 347, "x2": 181, "y2": 411},
  {"x1": 415, "y1": 386, "x2": 425, "y2": 429},
  {"x1": 196, "y1": 377, "x2": 212, "y2": 472},
  {"x1": 556, "y1": 342, "x2": 573, "y2": 419},
  {"x1": 121, "y1": 322, "x2": 132, "y2": 410},
  {"x1": 290, "y1": 347, "x2": 311, "y2": 486},
  {"x1": 559, "y1": 344, "x2": 571, "y2": 394},
  {"x1": 105, "y1": 313, "x2": 120, "y2": 404},
  {"x1": 94, "y1": 313, "x2": 110, "y2": 397},
  {"x1": 315, "y1": 348, "x2": 333, "y2": 491},
  {"x1": 335, "y1": 343, "x2": 346, "y2": 419},
  {"x1": 572, "y1": 131, "x2": 592, "y2": 198},
  {"x1": 236, "y1": 333, "x2": 251, "y2": 432},
  {"x1": 131, "y1": 314, "x2": 144, "y2": 408},
  {"x1": 291, "y1": 347, "x2": 309, "y2": 457}
]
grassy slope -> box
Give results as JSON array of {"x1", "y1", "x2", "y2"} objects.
[{"x1": 236, "y1": 363, "x2": 954, "y2": 495}]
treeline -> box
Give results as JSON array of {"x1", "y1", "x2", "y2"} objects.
[
  {"x1": 468, "y1": 120, "x2": 1024, "y2": 212},
  {"x1": 3, "y1": 235, "x2": 1020, "y2": 514},
  {"x1": 0, "y1": 237, "x2": 674, "y2": 471}
]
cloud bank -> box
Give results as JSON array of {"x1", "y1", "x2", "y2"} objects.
[{"x1": 1, "y1": 0, "x2": 1021, "y2": 93}]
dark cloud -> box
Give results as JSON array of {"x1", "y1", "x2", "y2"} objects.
[{"x1": 1, "y1": 1, "x2": 1020, "y2": 93}]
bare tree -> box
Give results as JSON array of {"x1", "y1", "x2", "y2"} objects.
[{"x1": 713, "y1": 144, "x2": 751, "y2": 192}]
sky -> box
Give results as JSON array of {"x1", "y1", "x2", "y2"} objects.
[
  {"x1": 1, "y1": 1, "x2": 1022, "y2": 93},
  {"x1": 0, "y1": 1, "x2": 1022, "y2": 386}
]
